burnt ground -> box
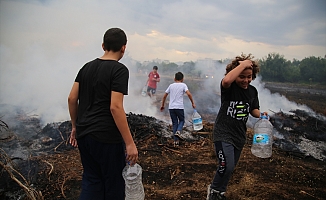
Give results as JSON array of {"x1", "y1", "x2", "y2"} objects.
[
  {"x1": 1, "y1": 82, "x2": 326, "y2": 200},
  {"x1": 20, "y1": 131, "x2": 325, "y2": 200}
]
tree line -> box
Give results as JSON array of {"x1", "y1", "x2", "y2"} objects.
[
  {"x1": 135, "y1": 53, "x2": 326, "y2": 84},
  {"x1": 259, "y1": 53, "x2": 326, "y2": 84}
]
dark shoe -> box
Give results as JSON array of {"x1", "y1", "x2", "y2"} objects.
[
  {"x1": 174, "y1": 131, "x2": 184, "y2": 140},
  {"x1": 207, "y1": 185, "x2": 227, "y2": 200}
]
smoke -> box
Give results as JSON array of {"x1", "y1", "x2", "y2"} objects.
[
  {"x1": 196, "y1": 59, "x2": 311, "y2": 112},
  {"x1": 0, "y1": 42, "x2": 164, "y2": 127},
  {"x1": 0, "y1": 43, "x2": 84, "y2": 125},
  {"x1": 252, "y1": 77, "x2": 312, "y2": 114},
  {"x1": 0, "y1": 41, "x2": 313, "y2": 128},
  {"x1": 187, "y1": 59, "x2": 313, "y2": 127},
  {"x1": 121, "y1": 56, "x2": 161, "y2": 118}
]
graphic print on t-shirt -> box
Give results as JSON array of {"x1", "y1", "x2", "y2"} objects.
[{"x1": 226, "y1": 101, "x2": 250, "y2": 121}]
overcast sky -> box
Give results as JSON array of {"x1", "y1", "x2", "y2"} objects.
[
  {"x1": 0, "y1": 0, "x2": 324, "y2": 124},
  {"x1": 1, "y1": 0, "x2": 325, "y2": 62}
]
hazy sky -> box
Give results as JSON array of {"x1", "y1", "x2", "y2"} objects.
[{"x1": 0, "y1": 0, "x2": 324, "y2": 124}]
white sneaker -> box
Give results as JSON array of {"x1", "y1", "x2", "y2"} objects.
[
  {"x1": 174, "y1": 140, "x2": 179, "y2": 147},
  {"x1": 207, "y1": 184, "x2": 227, "y2": 200}
]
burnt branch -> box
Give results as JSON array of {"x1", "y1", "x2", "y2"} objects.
[{"x1": 0, "y1": 148, "x2": 44, "y2": 200}]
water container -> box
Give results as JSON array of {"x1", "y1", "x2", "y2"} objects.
[
  {"x1": 141, "y1": 86, "x2": 147, "y2": 97},
  {"x1": 251, "y1": 116, "x2": 273, "y2": 158},
  {"x1": 192, "y1": 109, "x2": 203, "y2": 131},
  {"x1": 122, "y1": 163, "x2": 145, "y2": 200}
]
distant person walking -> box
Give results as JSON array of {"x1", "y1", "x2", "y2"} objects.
[
  {"x1": 207, "y1": 54, "x2": 267, "y2": 200},
  {"x1": 146, "y1": 66, "x2": 160, "y2": 99},
  {"x1": 160, "y1": 72, "x2": 196, "y2": 146},
  {"x1": 68, "y1": 27, "x2": 138, "y2": 200}
]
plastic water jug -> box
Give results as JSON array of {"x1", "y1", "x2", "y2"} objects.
[
  {"x1": 122, "y1": 163, "x2": 145, "y2": 200},
  {"x1": 251, "y1": 115, "x2": 273, "y2": 158},
  {"x1": 141, "y1": 86, "x2": 147, "y2": 97},
  {"x1": 192, "y1": 109, "x2": 203, "y2": 131}
]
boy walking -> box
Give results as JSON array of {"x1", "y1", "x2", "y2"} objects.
[
  {"x1": 160, "y1": 72, "x2": 196, "y2": 146},
  {"x1": 146, "y1": 66, "x2": 160, "y2": 99},
  {"x1": 68, "y1": 28, "x2": 138, "y2": 200}
]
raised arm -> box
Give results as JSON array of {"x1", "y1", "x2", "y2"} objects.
[{"x1": 222, "y1": 60, "x2": 253, "y2": 88}]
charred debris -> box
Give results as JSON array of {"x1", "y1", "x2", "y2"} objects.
[
  {"x1": 1, "y1": 109, "x2": 325, "y2": 165},
  {"x1": 270, "y1": 109, "x2": 326, "y2": 161},
  {"x1": 0, "y1": 112, "x2": 207, "y2": 199},
  {"x1": 1, "y1": 109, "x2": 326, "y2": 199}
]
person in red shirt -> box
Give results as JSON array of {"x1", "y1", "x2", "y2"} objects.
[{"x1": 146, "y1": 66, "x2": 160, "y2": 98}]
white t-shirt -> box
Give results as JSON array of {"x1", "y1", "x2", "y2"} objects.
[{"x1": 165, "y1": 82, "x2": 188, "y2": 109}]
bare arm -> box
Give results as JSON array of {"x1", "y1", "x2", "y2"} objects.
[
  {"x1": 222, "y1": 60, "x2": 253, "y2": 88},
  {"x1": 251, "y1": 109, "x2": 261, "y2": 118},
  {"x1": 160, "y1": 93, "x2": 168, "y2": 111},
  {"x1": 185, "y1": 90, "x2": 196, "y2": 109},
  {"x1": 68, "y1": 82, "x2": 79, "y2": 147},
  {"x1": 145, "y1": 77, "x2": 149, "y2": 86},
  {"x1": 111, "y1": 91, "x2": 138, "y2": 165},
  {"x1": 252, "y1": 110, "x2": 269, "y2": 120}
]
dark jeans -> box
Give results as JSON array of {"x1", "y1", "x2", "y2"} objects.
[
  {"x1": 211, "y1": 141, "x2": 242, "y2": 192},
  {"x1": 169, "y1": 109, "x2": 185, "y2": 141},
  {"x1": 77, "y1": 135, "x2": 126, "y2": 200}
]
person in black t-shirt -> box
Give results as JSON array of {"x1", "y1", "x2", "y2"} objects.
[
  {"x1": 207, "y1": 54, "x2": 266, "y2": 200},
  {"x1": 68, "y1": 28, "x2": 138, "y2": 200}
]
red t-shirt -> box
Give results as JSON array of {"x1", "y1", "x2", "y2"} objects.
[{"x1": 148, "y1": 71, "x2": 160, "y2": 89}]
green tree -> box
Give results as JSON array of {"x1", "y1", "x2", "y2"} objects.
[
  {"x1": 179, "y1": 61, "x2": 196, "y2": 76},
  {"x1": 299, "y1": 56, "x2": 326, "y2": 83},
  {"x1": 161, "y1": 62, "x2": 178, "y2": 75},
  {"x1": 259, "y1": 53, "x2": 290, "y2": 82},
  {"x1": 284, "y1": 63, "x2": 300, "y2": 82}
]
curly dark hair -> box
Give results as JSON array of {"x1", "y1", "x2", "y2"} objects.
[{"x1": 225, "y1": 53, "x2": 260, "y2": 80}]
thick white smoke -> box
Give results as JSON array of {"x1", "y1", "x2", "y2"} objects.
[
  {"x1": 0, "y1": 42, "x2": 162, "y2": 126},
  {"x1": 0, "y1": 43, "x2": 313, "y2": 128}
]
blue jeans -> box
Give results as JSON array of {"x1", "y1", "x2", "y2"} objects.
[
  {"x1": 77, "y1": 135, "x2": 126, "y2": 200},
  {"x1": 169, "y1": 109, "x2": 185, "y2": 141},
  {"x1": 211, "y1": 141, "x2": 242, "y2": 192}
]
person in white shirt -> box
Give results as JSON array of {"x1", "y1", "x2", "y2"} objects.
[{"x1": 160, "y1": 72, "x2": 196, "y2": 146}]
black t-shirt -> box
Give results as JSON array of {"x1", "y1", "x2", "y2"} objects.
[
  {"x1": 75, "y1": 58, "x2": 129, "y2": 143},
  {"x1": 213, "y1": 81, "x2": 259, "y2": 150}
]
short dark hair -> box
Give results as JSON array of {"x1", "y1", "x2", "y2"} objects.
[
  {"x1": 103, "y1": 28, "x2": 127, "y2": 52},
  {"x1": 175, "y1": 72, "x2": 184, "y2": 81},
  {"x1": 153, "y1": 66, "x2": 158, "y2": 70}
]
